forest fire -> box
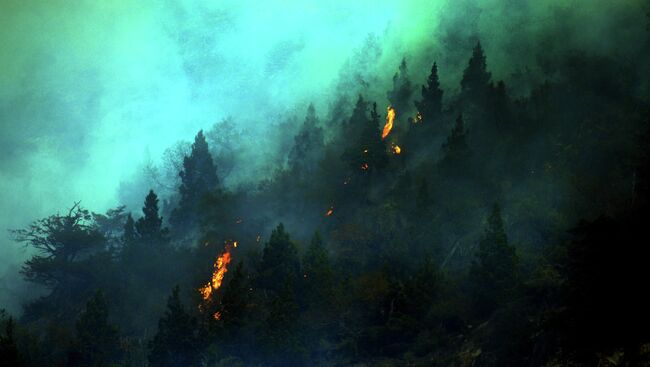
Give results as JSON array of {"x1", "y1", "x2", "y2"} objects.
[
  {"x1": 382, "y1": 106, "x2": 396, "y2": 139},
  {"x1": 199, "y1": 241, "x2": 235, "y2": 301},
  {"x1": 325, "y1": 206, "x2": 334, "y2": 216},
  {"x1": 392, "y1": 144, "x2": 401, "y2": 154}
]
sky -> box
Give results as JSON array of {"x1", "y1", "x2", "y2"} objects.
[{"x1": 1, "y1": 0, "x2": 647, "y2": 314}]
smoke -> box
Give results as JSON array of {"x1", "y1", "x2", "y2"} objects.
[{"x1": 1, "y1": 0, "x2": 647, "y2": 314}]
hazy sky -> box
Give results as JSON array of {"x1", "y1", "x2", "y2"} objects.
[{"x1": 1, "y1": 0, "x2": 646, "y2": 314}]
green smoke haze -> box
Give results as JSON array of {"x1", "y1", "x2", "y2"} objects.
[{"x1": 1, "y1": 0, "x2": 647, "y2": 314}]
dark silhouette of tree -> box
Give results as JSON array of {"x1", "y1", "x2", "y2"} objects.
[
  {"x1": 461, "y1": 41, "x2": 492, "y2": 103},
  {"x1": 414, "y1": 62, "x2": 443, "y2": 123},
  {"x1": 11, "y1": 203, "x2": 105, "y2": 288},
  {"x1": 302, "y1": 232, "x2": 334, "y2": 308},
  {"x1": 343, "y1": 102, "x2": 389, "y2": 176},
  {"x1": 262, "y1": 280, "x2": 304, "y2": 366},
  {"x1": 288, "y1": 104, "x2": 325, "y2": 177},
  {"x1": 135, "y1": 189, "x2": 168, "y2": 245},
  {"x1": 123, "y1": 213, "x2": 136, "y2": 246},
  {"x1": 0, "y1": 310, "x2": 22, "y2": 367},
  {"x1": 257, "y1": 224, "x2": 301, "y2": 293},
  {"x1": 72, "y1": 291, "x2": 121, "y2": 367},
  {"x1": 387, "y1": 57, "x2": 414, "y2": 114},
  {"x1": 149, "y1": 286, "x2": 202, "y2": 367},
  {"x1": 171, "y1": 130, "x2": 219, "y2": 234},
  {"x1": 92, "y1": 205, "x2": 128, "y2": 247},
  {"x1": 469, "y1": 204, "x2": 518, "y2": 319},
  {"x1": 439, "y1": 114, "x2": 470, "y2": 172},
  {"x1": 219, "y1": 261, "x2": 249, "y2": 333}
]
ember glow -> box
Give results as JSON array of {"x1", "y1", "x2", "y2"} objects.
[
  {"x1": 361, "y1": 163, "x2": 369, "y2": 170},
  {"x1": 199, "y1": 241, "x2": 235, "y2": 301},
  {"x1": 382, "y1": 106, "x2": 396, "y2": 139},
  {"x1": 392, "y1": 144, "x2": 401, "y2": 154},
  {"x1": 325, "y1": 206, "x2": 334, "y2": 216}
]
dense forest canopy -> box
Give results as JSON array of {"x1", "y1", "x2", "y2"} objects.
[{"x1": 1, "y1": 0, "x2": 649, "y2": 366}]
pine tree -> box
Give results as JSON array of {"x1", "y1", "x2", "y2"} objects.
[
  {"x1": 414, "y1": 62, "x2": 444, "y2": 123},
  {"x1": 219, "y1": 261, "x2": 249, "y2": 333},
  {"x1": 461, "y1": 41, "x2": 492, "y2": 103},
  {"x1": 343, "y1": 102, "x2": 389, "y2": 175},
  {"x1": 257, "y1": 224, "x2": 301, "y2": 293},
  {"x1": 171, "y1": 130, "x2": 219, "y2": 234},
  {"x1": 73, "y1": 291, "x2": 121, "y2": 367},
  {"x1": 469, "y1": 204, "x2": 518, "y2": 318},
  {"x1": 288, "y1": 104, "x2": 325, "y2": 177},
  {"x1": 263, "y1": 279, "x2": 304, "y2": 366},
  {"x1": 302, "y1": 232, "x2": 334, "y2": 308},
  {"x1": 440, "y1": 114, "x2": 470, "y2": 169},
  {"x1": 0, "y1": 311, "x2": 22, "y2": 367},
  {"x1": 123, "y1": 213, "x2": 136, "y2": 245},
  {"x1": 149, "y1": 286, "x2": 202, "y2": 367},
  {"x1": 135, "y1": 189, "x2": 168, "y2": 244},
  {"x1": 387, "y1": 57, "x2": 414, "y2": 114}
]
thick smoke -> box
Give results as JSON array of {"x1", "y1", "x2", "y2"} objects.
[{"x1": 1, "y1": 0, "x2": 647, "y2": 314}]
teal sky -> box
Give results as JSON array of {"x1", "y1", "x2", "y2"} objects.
[{"x1": 1, "y1": 0, "x2": 647, "y2": 313}]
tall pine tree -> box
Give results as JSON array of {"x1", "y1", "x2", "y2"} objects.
[
  {"x1": 387, "y1": 57, "x2": 414, "y2": 114},
  {"x1": 288, "y1": 104, "x2": 325, "y2": 178},
  {"x1": 72, "y1": 291, "x2": 121, "y2": 367},
  {"x1": 469, "y1": 204, "x2": 518, "y2": 319},
  {"x1": 149, "y1": 286, "x2": 202, "y2": 367},
  {"x1": 135, "y1": 189, "x2": 168, "y2": 245},
  {"x1": 414, "y1": 62, "x2": 444, "y2": 123},
  {"x1": 171, "y1": 130, "x2": 219, "y2": 234},
  {"x1": 460, "y1": 41, "x2": 492, "y2": 104}
]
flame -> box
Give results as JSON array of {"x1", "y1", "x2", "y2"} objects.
[
  {"x1": 392, "y1": 144, "x2": 401, "y2": 154},
  {"x1": 325, "y1": 206, "x2": 334, "y2": 216},
  {"x1": 199, "y1": 242, "x2": 234, "y2": 301},
  {"x1": 361, "y1": 163, "x2": 369, "y2": 170},
  {"x1": 414, "y1": 112, "x2": 422, "y2": 123},
  {"x1": 382, "y1": 106, "x2": 396, "y2": 139},
  {"x1": 214, "y1": 311, "x2": 222, "y2": 320}
]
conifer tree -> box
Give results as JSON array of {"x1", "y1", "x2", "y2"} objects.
[
  {"x1": 414, "y1": 62, "x2": 444, "y2": 123},
  {"x1": 219, "y1": 261, "x2": 249, "y2": 333},
  {"x1": 0, "y1": 311, "x2": 21, "y2": 367},
  {"x1": 302, "y1": 232, "x2": 334, "y2": 308},
  {"x1": 469, "y1": 204, "x2": 518, "y2": 318},
  {"x1": 387, "y1": 57, "x2": 414, "y2": 114},
  {"x1": 288, "y1": 104, "x2": 325, "y2": 177},
  {"x1": 123, "y1": 213, "x2": 136, "y2": 245},
  {"x1": 135, "y1": 189, "x2": 168, "y2": 244},
  {"x1": 461, "y1": 41, "x2": 492, "y2": 103},
  {"x1": 171, "y1": 130, "x2": 219, "y2": 234},
  {"x1": 257, "y1": 224, "x2": 301, "y2": 293},
  {"x1": 440, "y1": 114, "x2": 470, "y2": 169},
  {"x1": 73, "y1": 291, "x2": 121, "y2": 367},
  {"x1": 149, "y1": 286, "x2": 201, "y2": 367}
]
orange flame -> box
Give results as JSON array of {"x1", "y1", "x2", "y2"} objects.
[
  {"x1": 361, "y1": 163, "x2": 369, "y2": 170},
  {"x1": 325, "y1": 206, "x2": 334, "y2": 216},
  {"x1": 382, "y1": 106, "x2": 396, "y2": 139},
  {"x1": 214, "y1": 311, "x2": 222, "y2": 320},
  {"x1": 199, "y1": 242, "x2": 234, "y2": 301},
  {"x1": 392, "y1": 144, "x2": 401, "y2": 154}
]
